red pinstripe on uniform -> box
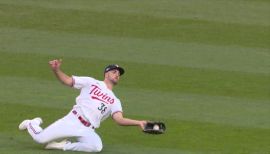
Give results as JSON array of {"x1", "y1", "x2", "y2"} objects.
[{"x1": 29, "y1": 123, "x2": 40, "y2": 134}]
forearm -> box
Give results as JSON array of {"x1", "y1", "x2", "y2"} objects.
[
  {"x1": 115, "y1": 117, "x2": 141, "y2": 126},
  {"x1": 53, "y1": 69, "x2": 73, "y2": 87},
  {"x1": 113, "y1": 112, "x2": 146, "y2": 129}
]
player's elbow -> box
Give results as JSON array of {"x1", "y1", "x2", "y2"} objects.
[{"x1": 112, "y1": 112, "x2": 124, "y2": 125}]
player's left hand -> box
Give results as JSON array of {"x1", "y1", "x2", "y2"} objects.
[
  {"x1": 138, "y1": 120, "x2": 147, "y2": 130},
  {"x1": 143, "y1": 121, "x2": 166, "y2": 134}
]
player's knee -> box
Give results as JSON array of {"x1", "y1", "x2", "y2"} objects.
[
  {"x1": 33, "y1": 135, "x2": 49, "y2": 144},
  {"x1": 94, "y1": 143, "x2": 103, "y2": 152},
  {"x1": 34, "y1": 138, "x2": 47, "y2": 144},
  {"x1": 84, "y1": 142, "x2": 102, "y2": 152}
]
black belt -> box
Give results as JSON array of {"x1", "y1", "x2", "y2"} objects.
[{"x1": 72, "y1": 110, "x2": 95, "y2": 129}]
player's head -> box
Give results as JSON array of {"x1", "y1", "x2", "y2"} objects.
[{"x1": 104, "y1": 64, "x2": 125, "y2": 85}]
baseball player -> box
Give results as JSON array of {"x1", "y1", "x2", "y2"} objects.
[{"x1": 18, "y1": 59, "x2": 147, "y2": 152}]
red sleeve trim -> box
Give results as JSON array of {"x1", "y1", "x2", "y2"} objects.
[{"x1": 71, "y1": 77, "x2": 75, "y2": 87}]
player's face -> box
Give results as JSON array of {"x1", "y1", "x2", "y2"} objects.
[{"x1": 106, "y1": 69, "x2": 120, "y2": 85}]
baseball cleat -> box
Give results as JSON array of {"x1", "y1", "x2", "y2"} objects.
[
  {"x1": 32, "y1": 117, "x2": 43, "y2": 125},
  {"x1": 45, "y1": 139, "x2": 69, "y2": 150},
  {"x1": 18, "y1": 119, "x2": 30, "y2": 130},
  {"x1": 18, "y1": 117, "x2": 43, "y2": 130}
]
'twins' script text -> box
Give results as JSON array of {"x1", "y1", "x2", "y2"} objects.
[{"x1": 90, "y1": 85, "x2": 115, "y2": 104}]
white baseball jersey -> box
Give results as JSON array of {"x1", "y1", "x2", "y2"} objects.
[{"x1": 71, "y1": 76, "x2": 123, "y2": 128}]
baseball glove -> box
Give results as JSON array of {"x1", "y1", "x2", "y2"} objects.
[{"x1": 143, "y1": 121, "x2": 166, "y2": 134}]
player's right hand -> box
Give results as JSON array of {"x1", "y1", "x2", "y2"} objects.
[{"x1": 49, "y1": 59, "x2": 62, "y2": 71}]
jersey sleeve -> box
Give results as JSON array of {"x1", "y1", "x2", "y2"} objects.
[
  {"x1": 111, "y1": 99, "x2": 123, "y2": 116},
  {"x1": 72, "y1": 76, "x2": 95, "y2": 89}
]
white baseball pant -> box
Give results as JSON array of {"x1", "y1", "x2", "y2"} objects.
[{"x1": 26, "y1": 110, "x2": 102, "y2": 152}]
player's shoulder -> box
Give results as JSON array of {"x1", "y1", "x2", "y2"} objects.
[
  {"x1": 110, "y1": 92, "x2": 121, "y2": 104},
  {"x1": 102, "y1": 87, "x2": 122, "y2": 105},
  {"x1": 72, "y1": 75, "x2": 99, "y2": 84},
  {"x1": 73, "y1": 75, "x2": 96, "y2": 80}
]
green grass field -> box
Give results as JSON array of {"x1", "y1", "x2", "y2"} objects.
[{"x1": 0, "y1": 0, "x2": 269, "y2": 153}]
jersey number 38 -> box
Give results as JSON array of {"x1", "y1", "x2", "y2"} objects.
[{"x1": 98, "y1": 103, "x2": 107, "y2": 114}]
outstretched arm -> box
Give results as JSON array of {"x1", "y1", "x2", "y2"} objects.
[
  {"x1": 112, "y1": 112, "x2": 147, "y2": 130},
  {"x1": 49, "y1": 59, "x2": 73, "y2": 87}
]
